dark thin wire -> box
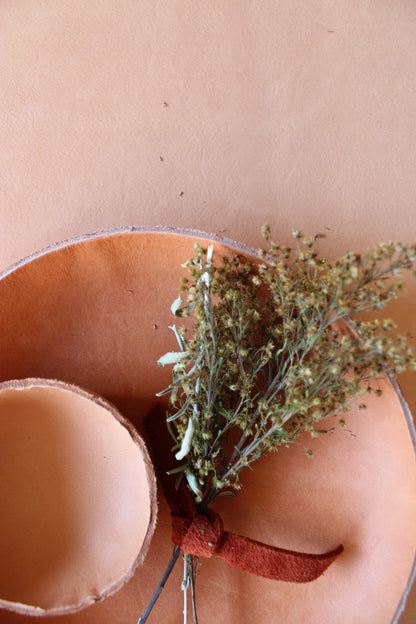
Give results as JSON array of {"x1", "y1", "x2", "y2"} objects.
[{"x1": 137, "y1": 546, "x2": 182, "y2": 624}]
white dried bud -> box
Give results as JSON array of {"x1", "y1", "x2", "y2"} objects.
[
  {"x1": 175, "y1": 417, "x2": 194, "y2": 460},
  {"x1": 185, "y1": 471, "x2": 202, "y2": 502}
]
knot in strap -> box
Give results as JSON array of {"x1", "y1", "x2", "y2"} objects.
[{"x1": 171, "y1": 510, "x2": 224, "y2": 557}]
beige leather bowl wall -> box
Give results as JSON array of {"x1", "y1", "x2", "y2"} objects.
[
  {"x1": 0, "y1": 229, "x2": 415, "y2": 624},
  {"x1": 0, "y1": 378, "x2": 157, "y2": 616}
]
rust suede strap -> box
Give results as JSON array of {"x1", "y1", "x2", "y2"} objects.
[{"x1": 145, "y1": 406, "x2": 343, "y2": 582}]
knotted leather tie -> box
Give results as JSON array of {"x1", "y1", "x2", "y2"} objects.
[{"x1": 145, "y1": 406, "x2": 343, "y2": 583}]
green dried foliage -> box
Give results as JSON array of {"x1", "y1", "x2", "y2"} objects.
[{"x1": 157, "y1": 228, "x2": 416, "y2": 508}]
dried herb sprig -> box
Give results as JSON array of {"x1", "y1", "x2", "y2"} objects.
[
  {"x1": 139, "y1": 228, "x2": 416, "y2": 623},
  {"x1": 158, "y1": 229, "x2": 416, "y2": 508}
]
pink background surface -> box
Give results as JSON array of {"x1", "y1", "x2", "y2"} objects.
[{"x1": 1, "y1": 2, "x2": 416, "y2": 621}]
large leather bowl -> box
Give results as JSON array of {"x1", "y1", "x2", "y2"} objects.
[{"x1": 0, "y1": 227, "x2": 415, "y2": 623}]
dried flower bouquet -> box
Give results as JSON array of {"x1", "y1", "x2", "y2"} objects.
[{"x1": 139, "y1": 227, "x2": 416, "y2": 623}]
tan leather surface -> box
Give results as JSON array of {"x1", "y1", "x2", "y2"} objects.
[
  {"x1": 1, "y1": 1, "x2": 416, "y2": 620},
  {"x1": 0, "y1": 230, "x2": 415, "y2": 623},
  {"x1": 1, "y1": 2, "x2": 416, "y2": 271}
]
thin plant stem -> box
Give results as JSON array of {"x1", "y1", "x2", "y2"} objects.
[
  {"x1": 137, "y1": 546, "x2": 181, "y2": 624},
  {"x1": 182, "y1": 555, "x2": 189, "y2": 624}
]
